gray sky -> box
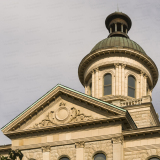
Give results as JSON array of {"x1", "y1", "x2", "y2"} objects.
[{"x1": 0, "y1": 0, "x2": 160, "y2": 145}]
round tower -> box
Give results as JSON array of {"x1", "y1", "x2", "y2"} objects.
[{"x1": 78, "y1": 11, "x2": 159, "y2": 104}]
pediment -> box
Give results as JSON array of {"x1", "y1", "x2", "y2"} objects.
[
  {"x1": 1, "y1": 84, "x2": 136, "y2": 135},
  {"x1": 20, "y1": 95, "x2": 114, "y2": 130}
]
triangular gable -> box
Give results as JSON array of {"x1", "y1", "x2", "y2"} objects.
[{"x1": 1, "y1": 84, "x2": 136, "y2": 133}]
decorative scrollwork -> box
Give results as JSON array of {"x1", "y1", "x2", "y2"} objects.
[
  {"x1": 68, "y1": 107, "x2": 93, "y2": 123},
  {"x1": 31, "y1": 105, "x2": 93, "y2": 128}
]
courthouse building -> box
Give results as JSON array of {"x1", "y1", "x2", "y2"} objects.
[{"x1": 1, "y1": 11, "x2": 160, "y2": 160}]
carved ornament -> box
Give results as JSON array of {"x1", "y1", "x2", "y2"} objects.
[
  {"x1": 112, "y1": 136, "x2": 123, "y2": 144},
  {"x1": 121, "y1": 64, "x2": 126, "y2": 68},
  {"x1": 75, "y1": 141, "x2": 85, "y2": 148},
  {"x1": 114, "y1": 63, "x2": 119, "y2": 68},
  {"x1": 42, "y1": 146, "x2": 51, "y2": 152},
  {"x1": 31, "y1": 102, "x2": 93, "y2": 128}
]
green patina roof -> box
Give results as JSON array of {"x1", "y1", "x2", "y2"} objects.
[
  {"x1": 1, "y1": 84, "x2": 127, "y2": 131},
  {"x1": 91, "y1": 37, "x2": 146, "y2": 55}
]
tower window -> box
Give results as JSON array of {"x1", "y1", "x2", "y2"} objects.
[
  {"x1": 104, "y1": 73, "x2": 112, "y2": 95},
  {"x1": 94, "y1": 153, "x2": 106, "y2": 160},
  {"x1": 128, "y1": 75, "x2": 135, "y2": 98},
  {"x1": 117, "y1": 23, "x2": 121, "y2": 31},
  {"x1": 111, "y1": 24, "x2": 115, "y2": 32}
]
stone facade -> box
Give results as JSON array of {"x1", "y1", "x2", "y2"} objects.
[
  {"x1": 84, "y1": 56, "x2": 152, "y2": 100},
  {"x1": 84, "y1": 140, "x2": 112, "y2": 160},
  {"x1": 22, "y1": 148, "x2": 43, "y2": 160},
  {"x1": 50, "y1": 145, "x2": 76, "y2": 160}
]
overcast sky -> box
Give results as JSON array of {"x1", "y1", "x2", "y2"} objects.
[{"x1": 0, "y1": 0, "x2": 160, "y2": 145}]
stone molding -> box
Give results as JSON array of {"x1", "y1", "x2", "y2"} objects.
[
  {"x1": 12, "y1": 133, "x2": 122, "y2": 150},
  {"x1": 101, "y1": 69, "x2": 115, "y2": 76},
  {"x1": 125, "y1": 70, "x2": 140, "y2": 81},
  {"x1": 123, "y1": 125, "x2": 160, "y2": 138},
  {"x1": 112, "y1": 136, "x2": 124, "y2": 144},
  {"x1": 7, "y1": 115, "x2": 133, "y2": 138},
  {"x1": 75, "y1": 141, "x2": 85, "y2": 148},
  {"x1": 124, "y1": 143, "x2": 160, "y2": 152},
  {"x1": 42, "y1": 146, "x2": 51, "y2": 152}
]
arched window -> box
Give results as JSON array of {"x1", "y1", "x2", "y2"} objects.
[
  {"x1": 149, "y1": 158, "x2": 160, "y2": 160},
  {"x1": 94, "y1": 153, "x2": 106, "y2": 160},
  {"x1": 104, "y1": 73, "x2": 112, "y2": 95},
  {"x1": 59, "y1": 157, "x2": 69, "y2": 160},
  {"x1": 90, "y1": 83, "x2": 92, "y2": 96},
  {"x1": 128, "y1": 75, "x2": 135, "y2": 98}
]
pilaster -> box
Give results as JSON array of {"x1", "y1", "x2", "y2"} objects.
[
  {"x1": 140, "y1": 71, "x2": 144, "y2": 98},
  {"x1": 75, "y1": 141, "x2": 85, "y2": 160},
  {"x1": 121, "y1": 64, "x2": 126, "y2": 96},
  {"x1": 119, "y1": 64, "x2": 122, "y2": 95},
  {"x1": 95, "y1": 68, "x2": 99, "y2": 98},
  {"x1": 114, "y1": 63, "x2": 119, "y2": 95},
  {"x1": 143, "y1": 74, "x2": 148, "y2": 96},
  {"x1": 91, "y1": 70, "x2": 95, "y2": 97},
  {"x1": 112, "y1": 136, "x2": 123, "y2": 160},
  {"x1": 42, "y1": 146, "x2": 51, "y2": 160}
]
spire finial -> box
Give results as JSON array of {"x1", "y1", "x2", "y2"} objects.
[{"x1": 117, "y1": 4, "x2": 119, "y2": 12}]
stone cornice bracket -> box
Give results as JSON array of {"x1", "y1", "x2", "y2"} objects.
[
  {"x1": 121, "y1": 64, "x2": 126, "y2": 68},
  {"x1": 75, "y1": 141, "x2": 85, "y2": 148},
  {"x1": 95, "y1": 68, "x2": 99, "y2": 72},
  {"x1": 42, "y1": 146, "x2": 51, "y2": 152},
  {"x1": 140, "y1": 70, "x2": 144, "y2": 75},
  {"x1": 112, "y1": 136, "x2": 124, "y2": 144},
  {"x1": 144, "y1": 73, "x2": 148, "y2": 79},
  {"x1": 114, "y1": 63, "x2": 119, "y2": 68},
  {"x1": 91, "y1": 69, "x2": 95, "y2": 74}
]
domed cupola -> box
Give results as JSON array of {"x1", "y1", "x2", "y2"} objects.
[
  {"x1": 105, "y1": 11, "x2": 132, "y2": 38},
  {"x1": 78, "y1": 11, "x2": 158, "y2": 105}
]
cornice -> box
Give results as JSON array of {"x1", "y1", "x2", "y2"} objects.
[
  {"x1": 11, "y1": 133, "x2": 121, "y2": 150},
  {"x1": 124, "y1": 143, "x2": 160, "y2": 152},
  {"x1": 78, "y1": 48, "x2": 158, "y2": 88},
  {"x1": 4, "y1": 116, "x2": 130, "y2": 138},
  {"x1": 123, "y1": 126, "x2": 160, "y2": 138},
  {"x1": 0, "y1": 144, "x2": 11, "y2": 152}
]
